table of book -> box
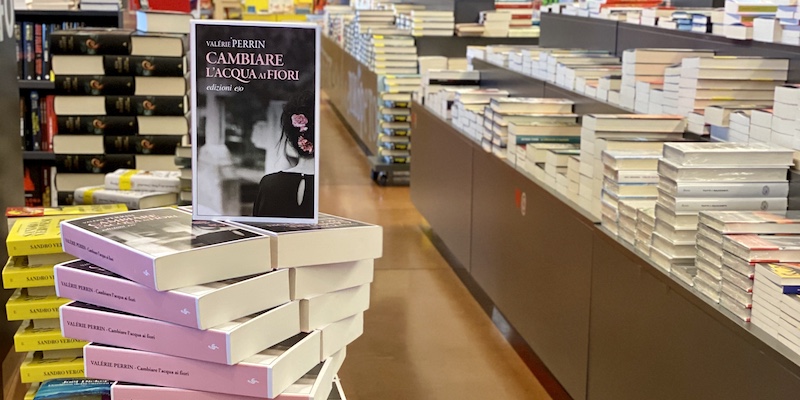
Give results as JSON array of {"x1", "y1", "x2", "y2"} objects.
[{"x1": 411, "y1": 101, "x2": 800, "y2": 400}]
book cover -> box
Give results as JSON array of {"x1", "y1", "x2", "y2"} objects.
[
  {"x1": 14, "y1": 319, "x2": 88, "y2": 352},
  {"x1": 108, "y1": 348, "x2": 345, "y2": 400},
  {"x1": 6, "y1": 288, "x2": 70, "y2": 320},
  {"x1": 59, "y1": 208, "x2": 272, "y2": 291},
  {"x1": 72, "y1": 186, "x2": 178, "y2": 210},
  {"x1": 20, "y1": 352, "x2": 85, "y2": 383},
  {"x1": 191, "y1": 20, "x2": 320, "y2": 223},
  {"x1": 55, "y1": 155, "x2": 136, "y2": 175},
  {"x1": 232, "y1": 213, "x2": 382, "y2": 268},
  {"x1": 6, "y1": 216, "x2": 76, "y2": 256},
  {"x1": 84, "y1": 331, "x2": 321, "y2": 398},
  {"x1": 699, "y1": 210, "x2": 800, "y2": 234},
  {"x1": 105, "y1": 169, "x2": 181, "y2": 193},
  {"x1": 2, "y1": 257, "x2": 55, "y2": 289},
  {"x1": 662, "y1": 142, "x2": 794, "y2": 167},
  {"x1": 54, "y1": 260, "x2": 288, "y2": 329},
  {"x1": 29, "y1": 379, "x2": 111, "y2": 400},
  {"x1": 61, "y1": 300, "x2": 300, "y2": 365},
  {"x1": 724, "y1": 234, "x2": 800, "y2": 262}
]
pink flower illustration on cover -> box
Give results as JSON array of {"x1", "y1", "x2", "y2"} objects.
[{"x1": 292, "y1": 114, "x2": 309, "y2": 132}]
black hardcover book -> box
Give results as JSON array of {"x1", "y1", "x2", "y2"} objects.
[
  {"x1": 58, "y1": 191, "x2": 75, "y2": 206},
  {"x1": 107, "y1": 95, "x2": 187, "y2": 116},
  {"x1": 55, "y1": 75, "x2": 135, "y2": 95},
  {"x1": 104, "y1": 135, "x2": 183, "y2": 155},
  {"x1": 15, "y1": 23, "x2": 21, "y2": 79},
  {"x1": 29, "y1": 91, "x2": 41, "y2": 151},
  {"x1": 20, "y1": 96, "x2": 30, "y2": 150},
  {"x1": 50, "y1": 29, "x2": 132, "y2": 55},
  {"x1": 57, "y1": 116, "x2": 137, "y2": 135},
  {"x1": 34, "y1": 23, "x2": 42, "y2": 80},
  {"x1": 104, "y1": 55, "x2": 185, "y2": 77},
  {"x1": 42, "y1": 24, "x2": 52, "y2": 80},
  {"x1": 23, "y1": 22, "x2": 34, "y2": 80},
  {"x1": 56, "y1": 154, "x2": 135, "y2": 173}
]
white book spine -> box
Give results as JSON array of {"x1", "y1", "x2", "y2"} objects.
[
  {"x1": 105, "y1": 175, "x2": 181, "y2": 193},
  {"x1": 614, "y1": 171, "x2": 660, "y2": 184},
  {"x1": 673, "y1": 197, "x2": 788, "y2": 212},
  {"x1": 74, "y1": 187, "x2": 143, "y2": 209},
  {"x1": 673, "y1": 182, "x2": 789, "y2": 198}
]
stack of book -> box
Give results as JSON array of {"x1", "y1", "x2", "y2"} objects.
[
  {"x1": 652, "y1": 142, "x2": 792, "y2": 280},
  {"x1": 421, "y1": 69, "x2": 480, "y2": 110},
  {"x1": 661, "y1": 64, "x2": 683, "y2": 115},
  {"x1": 600, "y1": 150, "x2": 661, "y2": 237},
  {"x1": 769, "y1": 84, "x2": 800, "y2": 149},
  {"x1": 396, "y1": 10, "x2": 454, "y2": 36},
  {"x1": 524, "y1": 143, "x2": 580, "y2": 181},
  {"x1": 417, "y1": 56, "x2": 447, "y2": 75},
  {"x1": 596, "y1": 74, "x2": 622, "y2": 103},
  {"x1": 488, "y1": 98, "x2": 577, "y2": 161},
  {"x1": 343, "y1": 11, "x2": 402, "y2": 61},
  {"x1": 23, "y1": 0, "x2": 77, "y2": 10},
  {"x1": 545, "y1": 52, "x2": 620, "y2": 90},
  {"x1": 378, "y1": 75, "x2": 419, "y2": 165},
  {"x1": 485, "y1": 45, "x2": 540, "y2": 68},
  {"x1": 49, "y1": 28, "x2": 190, "y2": 206},
  {"x1": 723, "y1": 0, "x2": 779, "y2": 40},
  {"x1": 565, "y1": 154, "x2": 582, "y2": 201},
  {"x1": 480, "y1": 10, "x2": 512, "y2": 37},
  {"x1": 634, "y1": 205, "x2": 656, "y2": 255},
  {"x1": 727, "y1": 109, "x2": 753, "y2": 143},
  {"x1": 752, "y1": 16, "x2": 783, "y2": 43},
  {"x1": 365, "y1": 34, "x2": 418, "y2": 75},
  {"x1": 615, "y1": 199, "x2": 657, "y2": 245},
  {"x1": 695, "y1": 211, "x2": 800, "y2": 325},
  {"x1": 53, "y1": 207, "x2": 382, "y2": 398},
  {"x1": 70, "y1": 168, "x2": 181, "y2": 209},
  {"x1": 543, "y1": 148, "x2": 581, "y2": 193},
  {"x1": 324, "y1": 5, "x2": 355, "y2": 45},
  {"x1": 579, "y1": 114, "x2": 685, "y2": 219},
  {"x1": 620, "y1": 49, "x2": 715, "y2": 111},
  {"x1": 451, "y1": 89, "x2": 510, "y2": 143},
  {"x1": 4, "y1": 210, "x2": 120, "y2": 385},
  {"x1": 174, "y1": 144, "x2": 191, "y2": 206},
  {"x1": 703, "y1": 105, "x2": 768, "y2": 142},
  {"x1": 677, "y1": 56, "x2": 787, "y2": 117},
  {"x1": 455, "y1": 23, "x2": 484, "y2": 37},
  {"x1": 750, "y1": 107, "x2": 774, "y2": 146}
]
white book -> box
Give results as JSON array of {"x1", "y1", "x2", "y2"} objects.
[
  {"x1": 290, "y1": 259, "x2": 374, "y2": 300},
  {"x1": 657, "y1": 192, "x2": 788, "y2": 212},
  {"x1": 105, "y1": 169, "x2": 181, "y2": 193},
  {"x1": 657, "y1": 159, "x2": 789, "y2": 182},
  {"x1": 662, "y1": 142, "x2": 794, "y2": 166},
  {"x1": 659, "y1": 179, "x2": 788, "y2": 198},
  {"x1": 73, "y1": 186, "x2": 178, "y2": 210},
  {"x1": 301, "y1": 284, "x2": 370, "y2": 332},
  {"x1": 318, "y1": 313, "x2": 363, "y2": 361}
]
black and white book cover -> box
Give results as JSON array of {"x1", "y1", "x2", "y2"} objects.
[{"x1": 191, "y1": 20, "x2": 320, "y2": 224}]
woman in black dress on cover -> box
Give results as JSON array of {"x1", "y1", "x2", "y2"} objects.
[{"x1": 252, "y1": 91, "x2": 315, "y2": 218}]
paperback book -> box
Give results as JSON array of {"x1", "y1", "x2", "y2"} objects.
[
  {"x1": 6, "y1": 216, "x2": 77, "y2": 257},
  {"x1": 698, "y1": 211, "x2": 800, "y2": 234},
  {"x1": 5, "y1": 204, "x2": 127, "y2": 230},
  {"x1": 2, "y1": 256, "x2": 56, "y2": 288},
  {"x1": 723, "y1": 235, "x2": 800, "y2": 262}
]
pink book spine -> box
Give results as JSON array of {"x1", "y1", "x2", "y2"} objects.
[
  {"x1": 85, "y1": 345, "x2": 270, "y2": 398},
  {"x1": 54, "y1": 264, "x2": 199, "y2": 328},
  {"x1": 111, "y1": 383, "x2": 311, "y2": 400},
  {"x1": 61, "y1": 304, "x2": 230, "y2": 364},
  {"x1": 60, "y1": 223, "x2": 158, "y2": 289}
]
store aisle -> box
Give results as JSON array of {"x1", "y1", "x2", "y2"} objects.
[{"x1": 317, "y1": 98, "x2": 552, "y2": 400}]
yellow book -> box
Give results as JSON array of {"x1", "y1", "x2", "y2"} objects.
[
  {"x1": 2, "y1": 257, "x2": 56, "y2": 289},
  {"x1": 6, "y1": 289, "x2": 70, "y2": 321},
  {"x1": 14, "y1": 320, "x2": 88, "y2": 352},
  {"x1": 20, "y1": 352, "x2": 84, "y2": 383},
  {"x1": 6, "y1": 216, "x2": 77, "y2": 257},
  {"x1": 6, "y1": 204, "x2": 128, "y2": 230}
]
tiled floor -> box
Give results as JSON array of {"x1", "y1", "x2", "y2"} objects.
[{"x1": 317, "y1": 98, "x2": 552, "y2": 400}]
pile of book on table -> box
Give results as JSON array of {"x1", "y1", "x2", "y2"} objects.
[
  {"x1": 3, "y1": 205, "x2": 127, "y2": 387},
  {"x1": 649, "y1": 142, "x2": 793, "y2": 286},
  {"x1": 23, "y1": 206, "x2": 383, "y2": 398},
  {"x1": 65, "y1": 168, "x2": 181, "y2": 209}
]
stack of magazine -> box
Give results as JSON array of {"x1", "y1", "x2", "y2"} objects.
[{"x1": 25, "y1": 207, "x2": 382, "y2": 399}]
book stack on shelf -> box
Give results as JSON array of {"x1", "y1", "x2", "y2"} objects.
[
  {"x1": 69, "y1": 168, "x2": 181, "y2": 209},
  {"x1": 544, "y1": 148, "x2": 581, "y2": 196},
  {"x1": 693, "y1": 211, "x2": 800, "y2": 326},
  {"x1": 497, "y1": 0, "x2": 539, "y2": 37},
  {"x1": 52, "y1": 207, "x2": 382, "y2": 399},
  {"x1": 620, "y1": 49, "x2": 715, "y2": 112},
  {"x1": 579, "y1": 114, "x2": 685, "y2": 219},
  {"x1": 417, "y1": 56, "x2": 447, "y2": 75},
  {"x1": 564, "y1": 153, "x2": 582, "y2": 201},
  {"x1": 450, "y1": 88, "x2": 510, "y2": 143},
  {"x1": 703, "y1": 104, "x2": 768, "y2": 142},
  {"x1": 523, "y1": 142, "x2": 580, "y2": 181},
  {"x1": 396, "y1": 10, "x2": 454, "y2": 37},
  {"x1": 174, "y1": 144, "x2": 191, "y2": 206},
  {"x1": 49, "y1": 28, "x2": 190, "y2": 206},
  {"x1": 534, "y1": 49, "x2": 618, "y2": 85},
  {"x1": 485, "y1": 45, "x2": 540, "y2": 68},
  {"x1": 634, "y1": 205, "x2": 656, "y2": 255},
  {"x1": 22, "y1": 0, "x2": 77, "y2": 10},
  {"x1": 651, "y1": 143, "x2": 792, "y2": 286},
  {"x1": 487, "y1": 98, "x2": 577, "y2": 161},
  {"x1": 769, "y1": 84, "x2": 800, "y2": 150},
  {"x1": 615, "y1": 199, "x2": 657, "y2": 245},
  {"x1": 480, "y1": 10, "x2": 512, "y2": 37},
  {"x1": 378, "y1": 74, "x2": 418, "y2": 166},
  {"x1": 750, "y1": 107, "x2": 774, "y2": 146},
  {"x1": 677, "y1": 56, "x2": 787, "y2": 117},
  {"x1": 723, "y1": 0, "x2": 779, "y2": 40},
  {"x1": 599, "y1": 150, "x2": 660, "y2": 238},
  {"x1": 421, "y1": 69, "x2": 480, "y2": 112},
  {"x1": 323, "y1": 5, "x2": 355, "y2": 46},
  {"x1": 366, "y1": 34, "x2": 418, "y2": 75}
]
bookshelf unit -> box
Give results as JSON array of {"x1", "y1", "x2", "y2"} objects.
[
  {"x1": 411, "y1": 12, "x2": 800, "y2": 400},
  {"x1": 15, "y1": 10, "x2": 123, "y2": 206}
]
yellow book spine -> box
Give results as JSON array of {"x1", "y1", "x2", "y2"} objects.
[
  {"x1": 6, "y1": 291, "x2": 70, "y2": 321},
  {"x1": 24, "y1": 383, "x2": 39, "y2": 400},
  {"x1": 20, "y1": 353, "x2": 85, "y2": 383},
  {"x1": 2, "y1": 257, "x2": 55, "y2": 289},
  {"x1": 6, "y1": 236, "x2": 63, "y2": 257},
  {"x1": 6, "y1": 217, "x2": 72, "y2": 257},
  {"x1": 14, "y1": 324, "x2": 88, "y2": 352}
]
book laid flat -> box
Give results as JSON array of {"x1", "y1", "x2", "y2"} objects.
[
  {"x1": 232, "y1": 214, "x2": 382, "y2": 269},
  {"x1": 20, "y1": 352, "x2": 85, "y2": 383},
  {"x1": 61, "y1": 301, "x2": 300, "y2": 365},
  {"x1": 290, "y1": 259, "x2": 374, "y2": 301},
  {"x1": 582, "y1": 114, "x2": 687, "y2": 132},
  {"x1": 657, "y1": 159, "x2": 788, "y2": 182},
  {"x1": 104, "y1": 169, "x2": 181, "y2": 193},
  {"x1": 6, "y1": 288, "x2": 69, "y2": 320},
  {"x1": 318, "y1": 313, "x2": 362, "y2": 362},
  {"x1": 755, "y1": 263, "x2": 800, "y2": 294},
  {"x1": 662, "y1": 142, "x2": 794, "y2": 166},
  {"x1": 699, "y1": 211, "x2": 800, "y2": 234},
  {"x1": 50, "y1": 29, "x2": 187, "y2": 57},
  {"x1": 56, "y1": 154, "x2": 136, "y2": 174},
  {"x1": 73, "y1": 186, "x2": 178, "y2": 210},
  {"x1": 57, "y1": 115, "x2": 189, "y2": 136},
  {"x1": 59, "y1": 208, "x2": 272, "y2": 291},
  {"x1": 300, "y1": 284, "x2": 370, "y2": 332},
  {"x1": 656, "y1": 190, "x2": 788, "y2": 212},
  {"x1": 5, "y1": 204, "x2": 127, "y2": 230},
  {"x1": 51, "y1": 55, "x2": 187, "y2": 76},
  {"x1": 84, "y1": 331, "x2": 322, "y2": 398},
  {"x1": 489, "y1": 98, "x2": 574, "y2": 114},
  {"x1": 723, "y1": 235, "x2": 800, "y2": 262},
  {"x1": 27, "y1": 378, "x2": 111, "y2": 400},
  {"x1": 54, "y1": 75, "x2": 187, "y2": 97},
  {"x1": 14, "y1": 319, "x2": 88, "y2": 352},
  {"x1": 658, "y1": 179, "x2": 788, "y2": 198},
  {"x1": 55, "y1": 260, "x2": 289, "y2": 329},
  {"x1": 109, "y1": 347, "x2": 345, "y2": 400},
  {"x1": 6, "y1": 216, "x2": 78, "y2": 257},
  {"x1": 2, "y1": 256, "x2": 56, "y2": 288},
  {"x1": 53, "y1": 95, "x2": 189, "y2": 116}
]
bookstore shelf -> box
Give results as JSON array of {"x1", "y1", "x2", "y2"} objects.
[
  {"x1": 18, "y1": 80, "x2": 54, "y2": 90},
  {"x1": 411, "y1": 99, "x2": 800, "y2": 399},
  {"x1": 22, "y1": 151, "x2": 55, "y2": 161}
]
